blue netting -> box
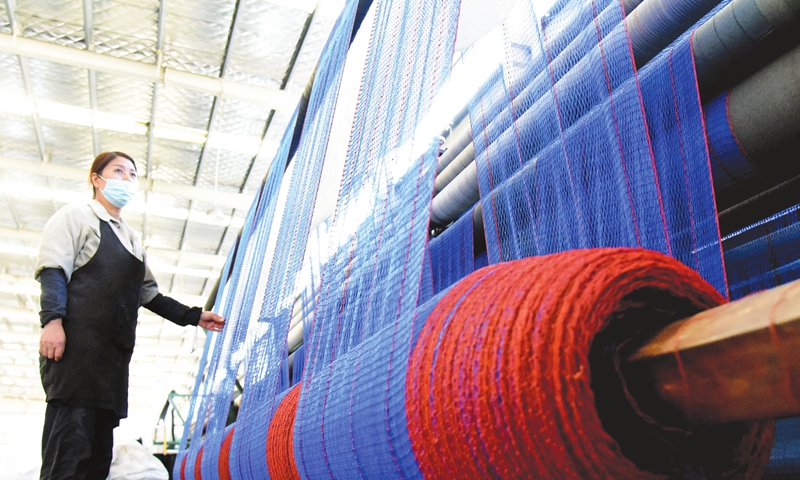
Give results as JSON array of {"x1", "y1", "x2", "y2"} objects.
[
  {"x1": 638, "y1": 38, "x2": 726, "y2": 293},
  {"x1": 227, "y1": 2, "x2": 360, "y2": 478},
  {"x1": 468, "y1": 0, "x2": 727, "y2": 295},
  {"x1": 429, "y1": 208, "x2": 474, "y2": 294},
  {"x1": 292, "y1": 0, "x2": 459, "y2": 478},
  {"x1": 724, "y1": 203, "x2": 800, "y2": 478},
  {"x1": 174, "y1": 0, "x2": 800, "y2": 476},
  {"x1": 175, "y1": 112, "x2": 296, "y2": 477},
  {"x1": 723, "y1": 204, "x2": 800, "y2": 300},
  {"x1": 765, "y1": 418, "x2": 800, "y2": 479},
  {"x1": 417, "y1": 244, "x2": 435, "y2": 306}
]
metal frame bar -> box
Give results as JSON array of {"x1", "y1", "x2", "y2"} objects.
[
  {"x1": 0, "y1": 154, "x2": 252, "y2": 209},
  {"x1": 0, "y1": 187, "x2": 35, "y2": 310},
  {"x1": 3, "y1": 0, "x2": 15, "y2": 31},
  {"x1": 82, "y1": 0, "x2": 100, "y2": 157},
  {"x1": 170, "y1": 0, "x2": 245, "y2": 292},
  {"x1": 17, "y1": 57, "x2": 46, "y2": 161},
  {"x1": 142, "y1": 0, "x2": 168, "y2": 245},
  {"x1": 17, "y1": 55, "x2": 61, "y2": 214},
  {"x1": 0, "y1": 33, "x2": 297, "y2": 110}
]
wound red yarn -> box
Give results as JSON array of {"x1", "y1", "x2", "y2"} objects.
[
  {"x1": 194, "y1": 445, "x2": 204, "y2": 480},
  {"x1": 406, "y1": 248, "x2": 774, "y2": 479},
  {"x1": 218, "y1": 426, "x2": 235, "y2": 480},
  {"x1": 267, "y1": 383, "x2": 303, "y2": 480},
  {"x1": 180, "y1": 453, "x2": 188, "y2": 480}
]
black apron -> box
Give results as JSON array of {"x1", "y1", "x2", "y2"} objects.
[{"x1": 40, "y1": 219, "x2": 145, "y2": 418}]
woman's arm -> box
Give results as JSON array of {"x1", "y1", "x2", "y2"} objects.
[
  {"x1": 38, "y1": 268, "x2": 68, "y2": 361},
  {"x1": 141, "y1": 264, "x2": 225, "y2": 330},
  {"x1": 36, "y1": 205, "x2": 89, "y2": 361},
  {"x1": 143, "y1": 293, "x2": 225, "y2": 331}
]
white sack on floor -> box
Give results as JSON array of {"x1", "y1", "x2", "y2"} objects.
[{"x1": 108, "y1": 441, "x2": 168, "y2": 480}]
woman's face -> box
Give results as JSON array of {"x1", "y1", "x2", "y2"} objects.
[{"x1": 100, "y1": 157, "x2": 138, "y2": 183}]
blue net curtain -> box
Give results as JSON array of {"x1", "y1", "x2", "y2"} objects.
[
  {"x1": 228, "y1": 1, "x2": 362, "y2": 477},
  {"x1": 174, "y1": 0, "x2": 800, "y2": 476},
  {"x1": 468, "y1": 0, "x2": 727, "y2": 294},
  {"x1": 292, "y1": 0, "x2": 459, "y2": 477}
]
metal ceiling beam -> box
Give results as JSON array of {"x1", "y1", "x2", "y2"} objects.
[
  {"x1": 0, "y1": 34, "x2": 298, "y2": 110},
  {"x1": 143, "y1": 0, "x2": 168, "y2": 249},
  {"x1": 17, "y1": 57, "x2": 46, "y2": 161},
  {"x1": 0, "y1": 226, "x2": 40, "y2": 242},
  {"x1": 0, "y1": 178, "x2": 39, "y2": 307},
  {"x1": 0, "y1": 155, "x2": 253, "y2": 209},
  {"x1": 3, "y1": 0, "x2": 15, "y2": 28},
  {"x1": 82, "y1": 0, "x2": 100, "y2": 157},
  {"x1": 171, "y1": 0, "x2": 245, "y2": 291},
  {"x1": 0, "y1": 227, "x2": 226, "y2": 267}
]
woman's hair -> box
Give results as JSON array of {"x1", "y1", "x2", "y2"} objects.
[{"x1": 89, "y1": 151, "x2": 136, "y2": 198}]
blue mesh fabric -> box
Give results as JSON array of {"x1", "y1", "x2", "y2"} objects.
[
  {"x1": 227, "y1": 2, "x2": 360, "y2": 478},
  {"x1": 723, "y1": 204, "x2": 800, "y2": 300},
  {"x1": 637, "y1": 38, "x2": 726, "y2": 293},
  {"x1": 173, "y1": 320, "x2": 220, "y2": 479},
  {"x1": 417, "y1": 244, "x2": 435, "y2": 306},
  {"x1": 199, "y1": 108, "x2": 301, "y2": 480},
  {"x1": 173, "y1": 0, "x2": 800, "y2": 476},
  {"x1": 429, "y1": 209, "x2": 474, "y2": 294},
  {"x1": 178, "y1": 2, "x2": 356, "y2": 478},
  {"x1": 766, "y1": 418, "x2": 800, "y2": 479},
  {"x1": 175, "y1": 120, "x2": 295, "y2": 478},
  {"x1": 174, "y1": 238, "x2": 235, "y2": 469},
  {"x1": 292, "y1": 1, "x2": 459, "y2": 478},
  {"x1": 468, "y1": 0, "x2": 727, "y2": 295},
  {"x1": 231, "y1": 6, "x2": 356, "y2": 478}
]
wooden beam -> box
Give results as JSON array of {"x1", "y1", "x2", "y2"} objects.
[{"x1": 625, "y1": 278, "x2": 800, "y2": 425}]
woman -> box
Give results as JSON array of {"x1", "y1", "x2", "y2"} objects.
[{"x1": 36, "y1": 152, "x2": 225, "y2": 480}]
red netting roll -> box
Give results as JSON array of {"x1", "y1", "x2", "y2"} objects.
[
  {"x1": 179, "y1": 454, "x2": 188, "y2": 480},
  {"x1": 406, "y1": 248, "x2": 774, "y2": 479},
  {"x1": 218, "y1": 425, "x2": 235, "y2": 480},
  {"x1": 194, "y1": 445, "x2": 204, "y2": 480},
  {"x1": 267, "y1": 383, "x2": 302, "y2": 480}
]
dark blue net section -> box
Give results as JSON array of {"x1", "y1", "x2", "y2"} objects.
[
  {"x1": 417, "y1": 244, "x2": 434, "y2": 306},
  {"x1": 429, "y1": 209, "x2": 474, "y2": 294},
  {"x1": 637, "y1": 39, "x2": 726, "y2": 293},
  {"x1": 723, "y1": 204, "x2": 800, "y2": 301},
  {"x1": 766, "y1": 418, "x2": 800, "y2": 480}
]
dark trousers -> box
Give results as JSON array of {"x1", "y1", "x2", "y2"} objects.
[{"x1": 40, "y1": 403, "x2": 120, "y2": 480}]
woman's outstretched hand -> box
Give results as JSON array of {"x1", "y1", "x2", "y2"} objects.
[{"x1": 198, "y1": 311, "x2": 225, "y2": 332}]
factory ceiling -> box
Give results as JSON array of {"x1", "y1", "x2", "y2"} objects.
[{"x1": 0, "y1": 0, "x2": 343, "y2": 426}]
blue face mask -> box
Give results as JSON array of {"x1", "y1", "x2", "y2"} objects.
[{"x1": 99, "y1": 176, "x2": 138, "y2": 208}]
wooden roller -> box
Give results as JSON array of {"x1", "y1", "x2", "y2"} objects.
[{"x1": 624, "y1": 278, "x2": 800, "y2": 425}]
